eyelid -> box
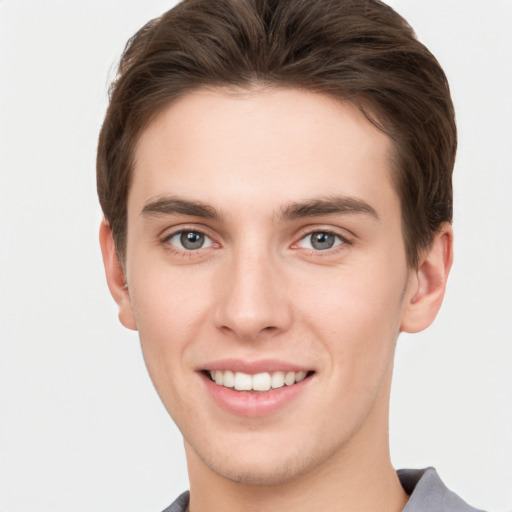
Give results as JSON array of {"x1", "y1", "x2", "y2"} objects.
[
  {"x1": 293, "y1": 224, "x2": 352, "y2": 242},
  {"x1": 160, "y1": 221, "x2": 217, "y2": 238},
  {"x1": 169, "y1": 231, "x2": 213, "y2": 249},
  {"x1": 297, "y1": 231, "x2": 343, "y2": 248},
  {"x1": 291, "y1": 226, "x2": 353, "y2": 254},
  {"x1": 160, "y1": 224, "x2": 220, "y2": 252}
]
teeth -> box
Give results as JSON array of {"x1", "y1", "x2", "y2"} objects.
[
  {"x1": 271, "y1": 371, "x2": 285, "y2": 389},
  {"x1": 223, "y1": 370, "x2": 235, "y2": 388},
  {"x1": 234, "y1": 372, "x2": 252, "y2": 391},
  {"x1": 252, "y1": 372, "x2": 271, "y2": 391},
  {"x1": 295, "y1": 371, "x2": 307, "y2": 383},
  {"x1": 208, "y1": 370, "x2": 309, "y2": 391},
  {"x1": 284, "y1": 371, "x2": 295, "y2": 386}
]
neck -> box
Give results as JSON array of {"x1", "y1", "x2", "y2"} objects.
[
  {"x1": 184, "y1": 374, "x2": 408, "y2": 512},
  {"x1": 186, "y1": 447, "x2": 407, "y2": 512}
]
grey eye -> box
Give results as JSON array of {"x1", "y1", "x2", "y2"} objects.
[
  {"x1": 181, "y1": 231, "x2": 205, "y2": 249},
  {"x1": 310, "y1": 232, "x2": 335, "y2": 250},
  {"x1": 298, "y1": 231, "x2": 343, "y2": 251},
  {"x1": 168, "y1": 231, "x2": 213, "y2": 250}
]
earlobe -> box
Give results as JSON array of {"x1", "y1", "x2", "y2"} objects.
[
  {"x1": 401, "y1": 223, "x2": 453, "y2": 333},
  {"x1": 99, "y1": 220, "x2": 138, "y2": 331}
]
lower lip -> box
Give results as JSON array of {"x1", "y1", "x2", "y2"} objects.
[{"x1": 201, "y1": 373, "x2": 312, "y2": 417}]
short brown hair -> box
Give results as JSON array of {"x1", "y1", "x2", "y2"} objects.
[{"x1": 97, "y1": 0, "x2": 456, "y2": 267}]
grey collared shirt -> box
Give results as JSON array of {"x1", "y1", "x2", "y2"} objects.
[
  {"x1": 161, "y1": 467, "x2": 486, "y2": 512},
  {"x1": 398, "y1": 467, "x2": 486, "y2": 512}
]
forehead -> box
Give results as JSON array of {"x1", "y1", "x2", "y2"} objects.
[{"x1": 130, "y1": 87, "x2": 397, "y2": 219}]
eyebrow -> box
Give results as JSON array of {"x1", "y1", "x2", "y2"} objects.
[
  {"x1": 141, "y1": 196, "x2": 222, "y2": 220},
  {"x1": 140, "y1": 194, "x2": 378, "y2": 222},
  {"x1": 278, "y1": 196, "x2": 379, "y2": 221}
]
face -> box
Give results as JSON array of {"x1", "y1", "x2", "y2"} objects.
[{"x1": 117, "y1": 88, "x2": 420, "y2": 485}]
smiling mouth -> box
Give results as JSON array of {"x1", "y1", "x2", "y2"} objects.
[{"x1": 204, "y1": 369, "x2": 314, "y2": 392}]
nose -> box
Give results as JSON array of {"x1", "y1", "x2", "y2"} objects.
[{"x1": 213, "y1": 248, "x2": 292, "y2": 341}]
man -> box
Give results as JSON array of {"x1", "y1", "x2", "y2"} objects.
[{"x1": 97, "y1": 0, "x2": 484, "y2": 510}]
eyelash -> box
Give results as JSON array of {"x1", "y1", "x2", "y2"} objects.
[
  {"x1": 161, "y1": 227, "x2": 217, "y2": 257},
  {"x1": 160, "y1": 227, "x2": 351, "y2": 257},
  {"x1": 293, "y1": 229, "x2": 351, "y2": 256}
]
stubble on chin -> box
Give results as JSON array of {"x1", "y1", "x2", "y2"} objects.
[{"x1": 186, "y1": 438, "x2": 325, "y2": 487}]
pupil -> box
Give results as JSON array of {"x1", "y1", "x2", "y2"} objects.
[
  {"x1": 181, "y1": 231, "x2": 204, "y2": 250},
  {"x1": 311, "y1": 232, "x2": 335, "y2": 250}
]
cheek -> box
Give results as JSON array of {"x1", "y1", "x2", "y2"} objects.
[
  {"x1": 128, "y1": 264, "x2": 214, "y2": 367},
  {"x1": 126, "y1": 267, "x2": 215, "y2": 421},
  {"x1": 297, "y1": 259, "x2": 407, "y2": 376}
]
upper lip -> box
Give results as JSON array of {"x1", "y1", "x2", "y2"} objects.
[{"x1": 197, "y1": 358, "x2": 313, "y2": 374}]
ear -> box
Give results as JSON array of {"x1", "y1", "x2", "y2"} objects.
[
  {"x1": 99, "y1": 220, "x2": 137, "y2": 331},
  {"x1": 401, "y1": 223, "x2": 453, "y2": 333}
]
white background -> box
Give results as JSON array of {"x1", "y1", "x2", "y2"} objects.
[{"x1": 0, "y1": 1, "x2": 511, "y2": 511}]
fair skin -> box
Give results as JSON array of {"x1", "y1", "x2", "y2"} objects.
[{"x1": 100, "y1": 88, "x2": 452, "y2": 512}]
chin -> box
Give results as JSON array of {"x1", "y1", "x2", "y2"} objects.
[
  {"x1": 205, "y1": 456, "x2": 316, "y2": 486},
  {"x1": 189, "y1": 434, "x2": 325, "y2": 487}
]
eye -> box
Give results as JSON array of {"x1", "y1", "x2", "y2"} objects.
[
  {"x1": 297, "y1": 231, "x2": 344, "y2": 251},
  {"x1": 166, "y1": 230, "x2": 213, "y2": 251}
]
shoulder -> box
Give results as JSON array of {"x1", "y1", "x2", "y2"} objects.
[
  {"x1": 160, "y1": 490, "x2": 190, "y2": 512},
  {"x1": 398, "y1": 467, "x2": 487, "y2": 512},
  {"x1": 160, "y1": 470, "x2": 487, "y2": 512}
]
